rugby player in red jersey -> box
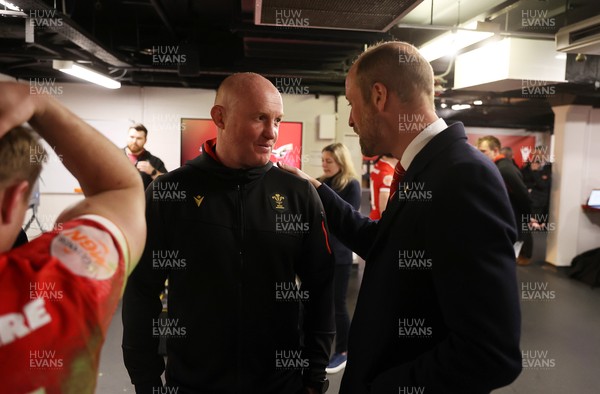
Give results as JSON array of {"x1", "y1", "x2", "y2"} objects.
[{"x1": 0, "y1": 82, "x2": 146, "y2": 393}]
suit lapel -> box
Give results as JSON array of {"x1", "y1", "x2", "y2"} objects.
[{"x1": 365, "y1": 123, "x2": 468, "y2": 261}]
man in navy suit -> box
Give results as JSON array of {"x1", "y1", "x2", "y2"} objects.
[{"x1": 280, "y1": 41, "x2": 522, "y2": 393}]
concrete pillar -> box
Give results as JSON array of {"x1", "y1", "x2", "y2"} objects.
[{"x1": 547, "y1": 105, "x2": 600, "y2": 266}]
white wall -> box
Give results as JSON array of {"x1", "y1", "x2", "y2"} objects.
[
  {"x1": 282, "y1": 94, "x2": 337, "y2": 178},
  {"x1": 579, "y1": 109, "x2": 600, "y2": 252},
  {"x1": 546, "y1": 105, "x2": 600, "y2": 266}
]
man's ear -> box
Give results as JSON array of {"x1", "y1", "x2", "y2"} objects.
[
  {"x1": 210, "y1": 105, "x2": 226, "y2": 129},
  {"x1": 370, "y1": 82, "x2": 388, "y2": 112},
  {"x1": 0, "y1": 180, "x2": 29, "y2": 225}
]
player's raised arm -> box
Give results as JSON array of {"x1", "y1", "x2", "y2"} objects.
[{"x1": 0, "y1": 81, "x2": 146, "y2": 266}]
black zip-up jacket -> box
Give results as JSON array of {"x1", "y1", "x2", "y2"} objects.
[
  {"x1": 122, "y1": 144, "x2": 335, "y2": 394},
  {"x1": 123, "y1": 148, "x2": 168, "y2": 190},
  {"x1": 521, "y1": 162, "x2": 552, "y2": 214},
  {"x1": 495, "y1": 157, "x2": 532, "y2": 235}
]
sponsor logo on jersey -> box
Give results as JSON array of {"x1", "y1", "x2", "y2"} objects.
[{"x1": 50, "y1": 225, "x2": 118, "y2": 280}]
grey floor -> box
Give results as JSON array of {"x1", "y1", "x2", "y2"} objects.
[{"x1": 98, "y1": 232, "x2": 600, "y2": 393}]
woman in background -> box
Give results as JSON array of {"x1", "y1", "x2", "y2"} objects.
[{"x1": 318, "y1": 142, "x2": 361, "y2": 374}]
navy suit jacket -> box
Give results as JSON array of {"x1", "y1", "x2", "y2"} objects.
[{"x1": 317, "y1": 123, "x2": 522, "y2": 393}]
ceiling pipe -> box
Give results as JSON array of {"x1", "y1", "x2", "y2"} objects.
[
  {"x1": 396, "y1": 23, "x2": 554, "y2": 40},
  {"x1": 149, "y1": 0, "x2": 177, "y2": 39},
  {"x1": 112, "y1": 64, "x2": 347, "y2": 80},
  {"x1": 13, "y1": 0, "x2": 131, "y2": 67}
]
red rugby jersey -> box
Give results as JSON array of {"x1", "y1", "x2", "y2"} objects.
[
  {"x1": 369, "y1": 159, "x2": 395, "y2": 220},
  {"x1": 0, "y1": 215, "x2": 130, "y2": 394}
]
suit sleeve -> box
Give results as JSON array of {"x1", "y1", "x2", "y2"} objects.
[
  {"x1": 295, "y1": 181, "x2": 336, "y2": 386},
  {"x1": 122, "y1": 187, "x2": 169, "y2": 392},
  {"x1": 371, "y1": 162, "x2": 522, "y2": 393},
  {"x1": 317, "y1": 183, "x2": 378, "y2": 259},
  {"x1": 343, "y1": 179, "x2": 362, "y2": 210}
]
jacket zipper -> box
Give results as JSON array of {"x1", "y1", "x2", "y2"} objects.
[{"x1": 237, "y1": 183, "x2": 244, "y2": 393}]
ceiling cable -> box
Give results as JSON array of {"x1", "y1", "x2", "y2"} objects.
[{"x1": 430, "y1": 0, "x2": 434, "y2": 25}]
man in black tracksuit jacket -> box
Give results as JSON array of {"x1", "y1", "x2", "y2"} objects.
[
  {"x1": 477, "y1": 135, "x2": 532, "y2": 260},
  {"x1": 122, "y1": 74, "x2": 334, "y2": 394},
  {"x1": 495, "y1": 155, "x2": 532, "y2": 237}
]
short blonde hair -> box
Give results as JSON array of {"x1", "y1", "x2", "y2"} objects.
[
  {"x1": 477, "y1": 135, "x2": 501, "y2": 151},
  {"x1": 0, "y1": 126, "x2": 46, "y2": 199}
]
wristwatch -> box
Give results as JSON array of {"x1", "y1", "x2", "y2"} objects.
[
  {"x1": 306, "y1": 378, "x2": 329, "y2": 393},
  {"x1": 151, "y1": 169, "x2": 157, "y2": 176}
]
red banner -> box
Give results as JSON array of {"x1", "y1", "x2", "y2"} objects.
[{"x1": 467, "y1": 134, "x2": 537, "y2": 168}]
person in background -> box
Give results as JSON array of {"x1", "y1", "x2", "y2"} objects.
[
  {"x1": 500, "y1": 146, "x2": 519, "y2": 169},
  {"x1": 478, "y1": 135, "x2": 532, "y2": 264},
  {"x1": 521, "y1": 146, "x2": 552, "y2": 240},
  {"x1": 522, "y1": 146, "x2": 552, "y2": 218},
  {"x1": 122, "y1": 72, "x2": 334, "y2": 394},
  {"x1": 318, "y1": 142, "x2": 361, "y2": 374},
  {"x1": 125, "y1": 123, "x2": 167, "y2": 190},
  {"x1": 280, "y1": 41, "x2": 521, "y2": 393},
  {"x1": 0, "y1": 82, "x2": 146, "y2": 393},
  {"x1": 369, "y1": 153, "x2": 398, "y2": 220}
]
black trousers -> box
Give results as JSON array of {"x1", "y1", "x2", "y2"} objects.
[{"x1": 333, "y1": 264, "x2": 352, "y2": 354}]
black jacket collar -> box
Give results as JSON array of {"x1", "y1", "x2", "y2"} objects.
[{"x1": 185, "y1": 140, "x2": 273, "y2": 185}]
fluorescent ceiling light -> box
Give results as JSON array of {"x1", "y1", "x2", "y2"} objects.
[
  {"x1": 451, "y1": 104, "x2": 471, "y2": 111},
  {"x1": 0, "y1": 0, "x2": 25, "y2": 15},
  {"x1": 420, "y1": 22, "x2": 495, "y2": 62},
  {"x1": 473, "y1": 100, "x2": 483, "y2": 105},
  {"x1": 0, "y1": 0, "x2": 22, "y2": 11},
  {"x1": 52, "y1": 60, "x2": 121, "y2": 89}
]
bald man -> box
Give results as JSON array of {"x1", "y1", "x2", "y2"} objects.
[
  {"x1": 281, "y1": 42, "x2": 521, "y2": 393},
  {"x1": 122, "y1": 73, "x2": 334, "y2": 394}
]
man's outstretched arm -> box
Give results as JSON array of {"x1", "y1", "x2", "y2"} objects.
[{"x1": 278, "y1": 162, "x2": 377, "y2": 259}]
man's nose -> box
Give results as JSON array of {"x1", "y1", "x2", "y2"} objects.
[{"x1": 263, "y1": 122, "x2": 277, "y2": 139}]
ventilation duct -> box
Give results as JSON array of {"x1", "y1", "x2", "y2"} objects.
[
  {"x1": 454, "y1": 38, "x2": 566, "y2": 92},
  {"x1": 254, "y1": 0, "x2": 424, "y2": 32},
  {"x1": 556, "y1": 14, "x2": 600, "y2": 55}
]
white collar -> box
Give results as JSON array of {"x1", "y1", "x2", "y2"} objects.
[{"x1": 400, "y1": 118, "x2": 448, "y2": 170}]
